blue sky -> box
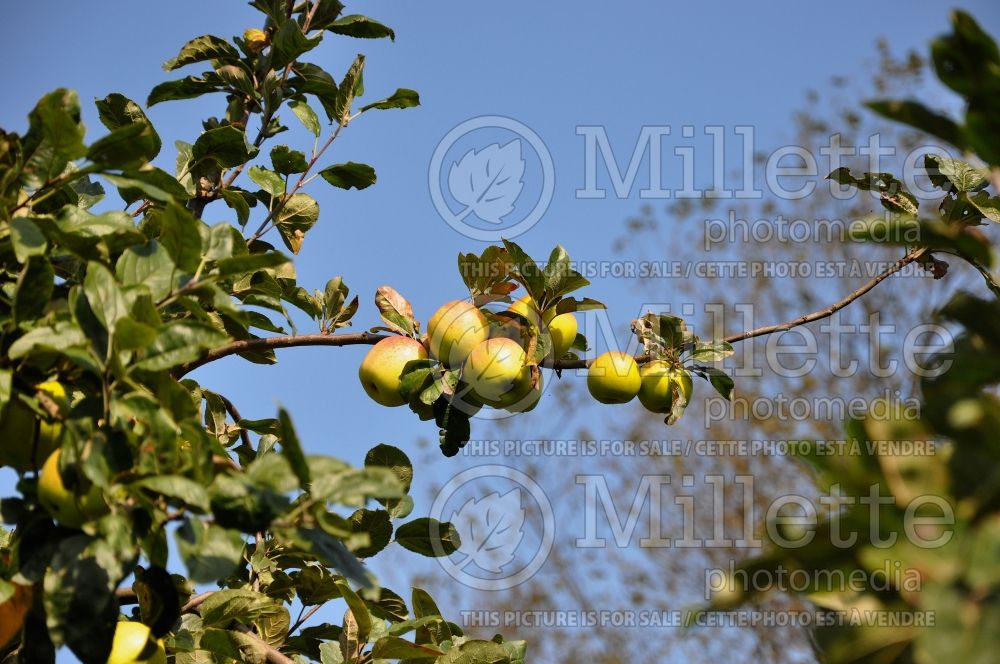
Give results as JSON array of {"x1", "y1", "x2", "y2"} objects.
[{"x1": 2, "y1": 1, "x2": 999, "y2": 661}]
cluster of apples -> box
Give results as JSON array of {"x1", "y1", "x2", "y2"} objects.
[
  {"x1": 587, "y1": 352, "x2": 693, "y2": 413},
  {"x1": 358, "y1": 295, "x2": 578, "y2": 414},
  {"x1": 0, "y1": 381, "x2": 109, "y2": 528}
]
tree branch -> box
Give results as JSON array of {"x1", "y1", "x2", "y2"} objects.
[
  {"x1": 174, "y1": 331, "x2": 390, "y2": 377},
  {"x1": 178, "y1": 249, "x2": 928, "y2": 375}
]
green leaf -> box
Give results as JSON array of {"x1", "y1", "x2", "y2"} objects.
[
  {"x1": 277, "y1": 407, "x2": 310, "y2": 489},
  {"x1": 134, "y1": 321, "x2": 229, "y2": 371},
  {"x1": 113, "y1": 317, "x2": 159, "y2": 351},
  {"x1": 923, "y1": 154, "x2": 989, "y2": 192},
  {"x1": 9, "y1": 218, "x2": 47, "y2": 262},
  {"x1": 193, "y1": 125, "x2": 258, "y2": 168},
  {"x1": 691, "y1": 364, "x2": 735, "y2": 401},
  {"x1": 157, "y1": 201, "x2": 203, "y2": 272},
  {"x1": 213, "y1": 252, "x2": 290, "y2": 278},
  {"x1": 199, "y1": 588, "x2": 275, "y2": 627},
  {"x1": 436, "y1": 640, "x2": 510, "y2": 664},
  {"x1": 271, "y1": 20, "x2": 323, "y2": 69},
  {"x1": 371, "y1": 636, "x2": 443, "y2": 659},
  {"x1": 165, "y1": 34, "x2": 241, "y2": 70},
  {"x1": 360, "y1": 88, "x2": 419, "y2": 112},
  {"x1": 270, "y1": 145, "x2": 309, "y2": 175},
  {"x1": 865, "y1": 99, "x2": 964, "y2": 148},
  {"x1": 289, "y1": 100, "x2": 321, "y2": 136},
  {"x1": 289, "y1": 63, "x2": 343, "y2": 123},
  {"x1": 13, "y1": 256, "x2": 54, "y2": 325},
  {"x1": 319, "y1": 162, "x2": 376, "y2": 190},
  {"x1": 22, "y1": 88, "x2": 86, "y2": 187},
  {"x1": 103, "y1": 170, "x2": 187, "y2": 204},
  {"x1": 174, "y1": 521, "x2": 245, "y2": 585},
  {"x1": 826, "y1": 167, "x2": 919, "y2": 215},
  {"x1": 374, "y1": 285, "x2": 416, "y2": 335},
  {"x1": 248, "y1": 165, "x2": 286, "y2": 197},
  {"x1": 274, "y1": 192, "x2": 319, "y2": 254},
  {"x1": 135, "y1": 475, "x2": 211, "y2": 512},
  {"x1": 221, "y1": 189, "x2": 253, "y2": 225},
  {"x1": 327, "y1": 15, "x2": 395, "y2": 41},
  {"x1": 348, "y1": 508, "x2": 393, "y2": 557},
  {"x1": 502, "y1": 239, "x2": 544, "y2": 302},
  {"x1": 83, "y1": 261, "x2": 128, "y2": 334},
  {"x1": 333, "y1": 580, "x2": 371, "y2": 644},
  {"x1": 95, "y1": 93, "x2": 161, "y2": 159},
  {"x1": 8, "y1": 320, "x2": 86, "y2": 359},
  {"x1": 688, "y1": 340, "x2": 735, "y2": 362},
  {"x1": 117, "y1": 240, "x2": 176, "y2": 301},
  {"x1": 335, "y1": 55, "x2": 365, "y2": 122},
  {"x1": 147, "y1": 75, "x2": 222, "y2": 106},
  {"x1": 86, "y1": 122, "x2": 160, "y2": 169},
  {"x1": 394, "y1": 518, "x2": 461, "y2": 557},
  {"x1": 969, "y1": 192, "x2": 1000, "y2": 223},
  {"x1": 213, "y1": 64, "x2": 258, "y2": 99}
]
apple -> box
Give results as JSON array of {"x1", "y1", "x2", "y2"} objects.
[
  {"x1": 0, "y1": 381, "x2": 67, "y2": 473},
  {"x1": 586, "y1": 352, "x2": 641, "y2": 404},
  {"x1": 0, "y1": 583, "x2": 32, "y2": 649},
  {"x1": 463, "y1": 338, "x2": 528, "y2": 405},
  {"x1": 503, "y1": 295, "x2": 578, "y2": 359},
  {"x1": 107, "y1": 622, "x2": 166, "y2": 664},
  {"x1": 37, "y1": 449, "x2": 108, "y2": 529},
  {"x1": 637, "y1": 361, "x2": 693, "y2": 414},
  {"x1": 427, "y1": 300, "x2": 490, "y2": 367},
  {"x1": 542, "y1": 307, "x2": 578, "y2": 359},
  {"x1": 497, "y1": 370, "x2": 543, "y2": 413},
  {"x1": 358, "y1": 337, "x2": 428, "y2": 407}
]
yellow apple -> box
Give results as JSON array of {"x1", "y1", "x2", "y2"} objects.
[
  {"x1": 0, "y1": 583, "x2": 32, "y2": 649},
  {"x1": 107, "y1": 622, "x2": 166, "y2": 664},
  {"x1": 497, "y1": 370, "x2": 544, "y2": 413},
  {"x1": 542, "y1": 308, "x2": 578, "y2": 359},
  {"x1": 509, "y1": 295, "x2": 542, "y2": 327},
  {"x1": 0, "y1": 381, "x2": 68, "y2": 473},
  {"x1": 463, "y1": 338, "x2": 528, "y2": 405},
  {"x1": 427, "y1": 301, "x2": 490, "y2": 367},
  {"x1": 637, "y1": 361, "x2": 693, "y2": 414},
  {"x1": 37, "y1": 449, "x2": 108, "y2": 529},
  {"x1": 587, "y1": 352, "x2": 641, "y2": 404},
  {"x1": 358, "y1": 337, "x2": 428, "y2": 407}
]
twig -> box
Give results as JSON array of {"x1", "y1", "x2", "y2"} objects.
[
  {"x1": 173, "y1": 331, "x2": 390, "y2": 377},
  {"x1": 288, "y1": 603, "x2": 323, "y2": 635},
  {"x1": 220, "y1": 394, "x2": 253, "y2": 451}
]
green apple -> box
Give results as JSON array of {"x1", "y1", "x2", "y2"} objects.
[
  {"x1": 427, "y1": 300, "x2": 490, "y2": 367},
  {"x1": 107, "y1": 622, "x2": 166, "y2": 664},
  {"x1": 0, "y1": 381, "x2": 68, "y2": 473},
  {"x1": 358, "y1": 337, "x2": 428, "y2": 407},
  {"x1": 38, "y1": 449, "x2": 108, "y2": 529},
  {"x1": 637, "y1": 361, "x2": 693, "y2": 414},
  {"x1": 542, "y1": 307, "x2": 578, "y2": 359},
  {"x1": 587, "y1": 352, "x2": 641, "y2": 404},
  {"x1": 463, "y1": 338, "x2": 528, "y2": 405}
]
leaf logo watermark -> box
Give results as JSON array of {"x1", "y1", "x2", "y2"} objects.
[
  {"x1": 429, "y1": 116, "x2": 554, "y2": 241},
  {"x1": 430, "y1": 465, "x2": 555, "y2": 591},
  {"x1": 450, "y1": 488, "x2": 526, "y2": 573},
  {"x1": 448, "y1": 141, "x2": 525, "y2": 224}
]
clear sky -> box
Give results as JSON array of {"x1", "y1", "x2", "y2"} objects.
[{"x1": 2, "y1": 2, "x2": 999, "y2": 661}]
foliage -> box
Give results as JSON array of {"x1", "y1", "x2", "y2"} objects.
[
  {"x1": 714, "y1": 12, "x2": 1000, "y2": 664},
  {"x1": 0, "y1": 2, "x2": 525, "y2": 662}
]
